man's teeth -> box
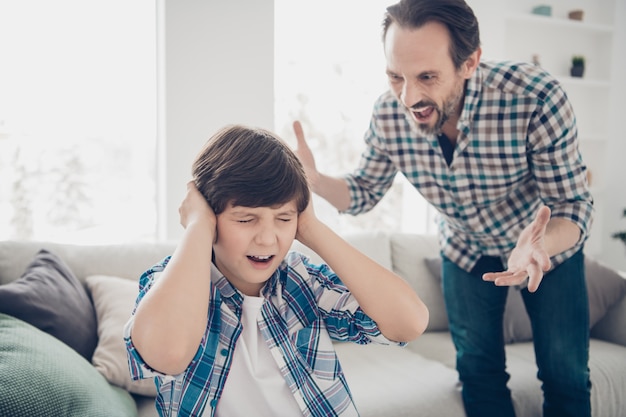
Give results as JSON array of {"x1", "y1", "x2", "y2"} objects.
[{"x1": 414, "y1": 106, "x2": 434, "y2": 118}]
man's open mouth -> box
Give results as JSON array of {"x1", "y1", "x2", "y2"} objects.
[{"x1": 412, "y1": 105, "x2": 436, "y2": 121}]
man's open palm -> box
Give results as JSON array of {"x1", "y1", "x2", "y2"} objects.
[
  {"x1": 483, "y1": 206, "x2": 552, "y2": 292},
  {"x1": 292, "y1": 121, "x2": 319, "y2": 185}
]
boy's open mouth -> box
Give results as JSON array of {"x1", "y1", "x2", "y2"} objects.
[{"x1": 247, "y1": 255, "x2": 274, "y2": 263}]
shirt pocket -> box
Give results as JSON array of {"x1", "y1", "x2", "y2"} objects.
[
  {"x1": 466, "y1": 156, "x2": 530, "y2": 207},
  {"x1": 292, "y1": 323, "x2": 340, "y2": 381}
]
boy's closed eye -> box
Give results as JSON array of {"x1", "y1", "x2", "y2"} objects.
[{"x1": 234, "y1": 216, "x2": 294, "y2": 224}]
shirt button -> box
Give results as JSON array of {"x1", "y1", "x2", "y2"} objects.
[
  {"x1": 220, "y1": 348, "x2": 228, "y2": 356},
  {"x1": 210, "y1": 399, "x2": 218, "y2": 408}
]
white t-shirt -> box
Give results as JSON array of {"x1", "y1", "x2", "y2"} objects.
[{"x1": 213, "y1": 294, "x2": 302, "y2": 417}]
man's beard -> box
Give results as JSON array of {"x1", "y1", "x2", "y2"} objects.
[{"x1": 412, "y1": 86, "x2": 464, "y2": 136}]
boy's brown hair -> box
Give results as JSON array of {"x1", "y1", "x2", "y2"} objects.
[{"x1": 192, "y1": 125, "x2": 310, "y2": 214}]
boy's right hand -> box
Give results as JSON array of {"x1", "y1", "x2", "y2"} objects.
[{"x1": 179, "y1": 181, "x2": 217, "y2": 233}]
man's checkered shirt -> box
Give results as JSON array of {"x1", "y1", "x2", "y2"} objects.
[{"x1": 344, "y1": 61, "x2": 594, "y2": 272}]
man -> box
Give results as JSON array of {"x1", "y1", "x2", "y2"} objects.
[{"x1": 292, "y1": 0, "x2": 594, "y2": 416}]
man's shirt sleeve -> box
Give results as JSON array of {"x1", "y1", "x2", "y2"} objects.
[{"x1": 527, "y1": 80, "x2": 594, "y2": 244}]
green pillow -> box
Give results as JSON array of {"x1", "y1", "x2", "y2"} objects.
[{"x1": 0, "y1": 313, "x2": 137, "y2": 417}]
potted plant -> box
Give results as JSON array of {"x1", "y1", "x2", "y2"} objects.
[
  {"x1": 571, "y1": 55, "x2": 585, "y2": 77},
  {"x1": 612, "y1": 208, "x2": 626, "y2": 248}
]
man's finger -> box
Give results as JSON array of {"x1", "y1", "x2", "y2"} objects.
[
  {"x1": 293, "y1": 121, "x2": 306, "y2": 144},
  {"x1": 483, "y1": 271, "x2": 516, "y2": 282},
  {"x1": 533, "y1": 250, "x2": 552, "y2": 271},
  {"x1": 534, "y1": 205, "x2": 551, "y2": 228},
  {"x1": 483, "y1": 270, "x2": 526, "y2": 285}
]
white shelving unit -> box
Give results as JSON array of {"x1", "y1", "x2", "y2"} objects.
[{"x1": 497, "y1": 0, "x2": 617, "y2": 256}]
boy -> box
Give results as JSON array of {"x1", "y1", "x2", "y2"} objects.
[{"x1": 124, "y1": 125, "x2": 429, "y2": 417}]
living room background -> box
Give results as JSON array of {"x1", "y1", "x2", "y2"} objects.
[
  {"x1": 1, "y1": 0, "x2": 624, "y2": 271},
  {"x1": 0, "y1": 0, "x2": 436, "y2": 244}
]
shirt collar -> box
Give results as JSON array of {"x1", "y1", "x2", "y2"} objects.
[
  {"x1": 211, "y1": 262, "x2": 283, "y2": 311},
  {"x1": 458, "y1": 62, "x2": 484, "y2": 135}
]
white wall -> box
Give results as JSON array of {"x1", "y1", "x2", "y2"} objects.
[{"x1": 158, "y1": 0, "x2": 274, "y2": 240}]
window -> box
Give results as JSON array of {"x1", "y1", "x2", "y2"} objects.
[
  {"x1": 274, "y1": 0, "x2": 436, "y2": 234},
  {"x1": 0, "y1": 0, "x2": 157, "y2": 243}
]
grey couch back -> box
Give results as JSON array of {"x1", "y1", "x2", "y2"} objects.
[{"x1": 0, "y1": 240, "x2": 177, "y2": 286}]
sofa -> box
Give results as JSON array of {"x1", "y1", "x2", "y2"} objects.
[{"x1": 1, "y1": 232, "x2": 625, "y2": 417}]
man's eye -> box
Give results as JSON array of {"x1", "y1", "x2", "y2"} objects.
[
  {"x1": 421, "y1": 74, "x2": 435, "y2": 81},
  {"x1": 237, "y1": 219, "x2": 252, "y2": 223},
  {"x1": 278, "y1": 218, "x2": 293, "y2": 223}
]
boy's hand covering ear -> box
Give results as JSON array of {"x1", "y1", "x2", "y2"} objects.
[{"x1": 179, "y1": 181, "x2": 217, "y2": 239}]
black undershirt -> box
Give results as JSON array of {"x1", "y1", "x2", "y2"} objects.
[{"x1": 437, "y1": 132, "x2": 455, "y2": 166}]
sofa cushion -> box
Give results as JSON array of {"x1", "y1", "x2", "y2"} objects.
[
  {"x1": 0, "y1": 249, "x2": 98, "y2": 359},
  {"x1": 0, "y1": 313, "x2": 137, "y2": 417},
  {"x1": 290, "y1": 231, "x2": 392, "y2": 269},
  {"x1": 585, "y1": 258, "x2": 626, "y2": 327},
  {"x1": 335, "y1": 342, "x2": 465, "y2": 417},
  {"x1": 0, "y1": 240, "x2": 177, "y2": 285},
  {"x1": 424, "y1": 255, "x2": 626, "y2": 343},
  {"x1": 591, "y1": 290, "x2": 626, "y2": 346},
  {"x1": 390, "y1": 234, "x2": 448, "y2": 331},
  {"x1": 86, "y1": 274, "x2": 157, "y2": 397}
]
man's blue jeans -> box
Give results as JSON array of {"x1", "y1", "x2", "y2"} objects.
[{"x1": 441, "y1": 250, "x2": 591, "y2": 417}]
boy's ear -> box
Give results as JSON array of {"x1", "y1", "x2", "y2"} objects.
[{"x1": 213, "y1": 219, "x2": 219, "y2": 244}]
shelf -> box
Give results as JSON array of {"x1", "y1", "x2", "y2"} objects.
[
  {"x1": 557, "y1": 76, "x2": 611, "y2": 88},
  {"x1": 578, "y1": 133, "x2": 608, "y2": 142},
  {"x1": 506, "y1": 13, "x2": 614, "y2": 33}
]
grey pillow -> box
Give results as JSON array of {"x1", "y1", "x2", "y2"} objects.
[
  {"x1": 0, "y1": 249, "x2": 98, "y2": 360},
  {"x1": 585, "y1": 257, "x2": 626, "y2": 327},
  {"x1": 423, "y1": 255, "x2": 626, "y2": 344}
]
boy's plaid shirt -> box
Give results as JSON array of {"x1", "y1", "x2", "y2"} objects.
[
  {"x1": 344, "y1": 60, "x2": 594, "y2": 272},
  {"x1": 125, "y1": 252, "x2": 401, "y2": 417}
]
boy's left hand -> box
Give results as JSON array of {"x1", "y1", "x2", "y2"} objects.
[{"x1": 295, "y1": 196, "x2": 319, "y2": 246}]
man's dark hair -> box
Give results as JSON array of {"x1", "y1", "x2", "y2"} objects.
[
  {"x1": 382, "y1": 0, "x2": 480, "y2": 69},
  {"x1": 192, "y1": 125, "x2": 310, "y2": 214}
]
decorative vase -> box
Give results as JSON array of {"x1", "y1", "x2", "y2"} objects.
[
  {"x1": 532, "y1": 5, "x2": 552, "y2": 16},
  {"x1": 570, "y1": 65, "x2": 585, "y2": 78},
  {"x1": 568, "y1": 10, "x2": 584, "y2": 21}
]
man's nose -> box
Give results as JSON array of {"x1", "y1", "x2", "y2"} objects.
[{"x1": 401, "y1": 82, "x2": 423, "y2": 109}]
